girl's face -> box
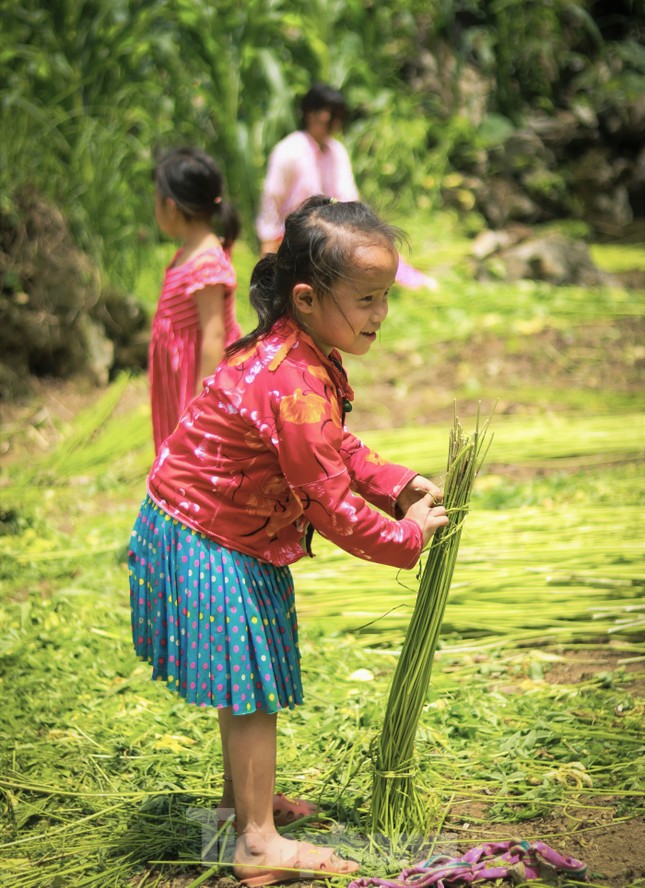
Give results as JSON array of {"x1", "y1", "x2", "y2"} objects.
[
  {"x1": 154, "y1": 188, "x2": 179, "y2": 237},
  {"x1": 295, "y1": 241, "x2": 398, "y2": 357}
]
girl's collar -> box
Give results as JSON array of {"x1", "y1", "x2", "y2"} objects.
[
  {"x1": 169, "y1": 242, "x2": 223, "y2": 270},
  {"x1": 270, "y1": 317, "x2": 354, "y2": 402}
]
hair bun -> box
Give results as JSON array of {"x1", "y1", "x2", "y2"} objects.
[{"x1": 250, "y1": 252, "x2": 277, "y2": 290}]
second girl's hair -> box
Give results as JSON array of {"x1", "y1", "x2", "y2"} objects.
[
  {"x1": 154, "y1": 147, "x2": 240, "y2": 250},
  {"x1": 228, "y1": 196, "x2": 402, "y2": 355}
]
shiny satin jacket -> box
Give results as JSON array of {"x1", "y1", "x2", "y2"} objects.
[{"x1": 147, "y1": 317, "x2": 423, "y2": 569}]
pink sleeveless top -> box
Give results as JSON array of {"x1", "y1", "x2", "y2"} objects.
[{"x1": 149, "y1": 245, "x2": 241, "y2": 454}]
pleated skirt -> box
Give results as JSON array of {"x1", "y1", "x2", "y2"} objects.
[{"x1": 128, "y1": 495, "x2": 303, "y2": 714}]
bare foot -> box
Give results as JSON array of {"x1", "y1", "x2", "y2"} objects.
[{"x1": 234, "y1": 835, "x2": 360, "y2": 887}]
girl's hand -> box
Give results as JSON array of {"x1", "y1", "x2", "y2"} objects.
[
  {"x1": 404, "y1": 493, "x2": 449, "y2": 548},
  {"x1": 397, "y1": 475, "x2": 444, "y2": 514}
]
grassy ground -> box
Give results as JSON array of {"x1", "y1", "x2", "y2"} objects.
[{"x1": 0, "y1": 212, "x2": 643, "y2": 887}]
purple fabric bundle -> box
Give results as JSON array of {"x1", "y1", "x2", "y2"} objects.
[{"x1": 349, "y1": 840, "x2": 587, "y2": 886}]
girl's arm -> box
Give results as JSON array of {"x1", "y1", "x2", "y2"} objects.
[
  {"x1": 275, "y1": 400, "x2": 444, "y2": 569},
  {"x1": 195, "y1": 284, "x2": 226, "y2": 395},
  {"x1": 340, "y1": 430, "x2": 443, "y2": 518}
]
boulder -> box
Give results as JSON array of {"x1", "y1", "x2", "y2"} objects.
[
  {"x1": 473, "y1": 231, "x2": 612, "y2": 286},
  {"x1": 472, "y1": 176, "x2": 542, "y2": 227},
  {"x1": 0, "y1": 187, "x2": 149, "y2": 401}
]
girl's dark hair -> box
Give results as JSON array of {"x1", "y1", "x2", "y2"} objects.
[
  {"x1": 154, "y1": 147, "x2": 240, "y2": 250},
  {"x1": 299, "y1": 82, "x2": 349, "y2": 130},
  {"x1": 227, "y1": 196, "x2": 402, "y2": 356}
]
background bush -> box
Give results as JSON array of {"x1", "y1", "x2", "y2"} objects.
[{"x1": 0, "y1": 0, "x2": 642, "y2": 292}]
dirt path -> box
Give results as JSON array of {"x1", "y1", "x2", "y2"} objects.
[{"x1": 2, "y1": 315, "x2": 643, "y2": 463}]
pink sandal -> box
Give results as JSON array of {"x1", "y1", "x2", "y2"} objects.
[
  {"x1": 217, "y1": 792, "x2": 322, "y2": 832},
  {"x1": 272, "y1": 792, "x2": 321, "y2": 827}
]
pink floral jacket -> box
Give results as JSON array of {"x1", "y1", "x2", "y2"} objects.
[{"x1": 148, "y1": 317, "x2": 423, "y2": 568}]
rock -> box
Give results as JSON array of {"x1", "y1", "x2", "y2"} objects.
[
  {"x1": 527, "y1": 111, "x2": 581, "y2": 146},
  {"x1": 0, "y1": 187, "x2": 149, "y2": 401},
  {"x1": 77, "y1": 315, "x2": 115, "y2": 387},
  {"x1": 407, "y1": 41, "x2": 493, "y2": 127},
  {"x1": 492, "y1": 129, "x2": 553, "y2": 174},
  {"x1": 570, "y1": 147, "x2": 619, "y2": 189},
  {"x1": 91, "y1": 288, "x2": 149, "y2": 372},
  {"x1": 471, "y1": 225, "x2": 533, "y2": 259},
  {"x1": 569, "y1": 148, "x2": 634, "y2": 231},
  {"x1": 474, "y1": 232, "x2": 612, "y2": 286},
  {"x1": 599, "y1": 93, "x2": 645, "y2": 142},
  {"x1": 570, "y1": 100, "x2": 598, "y2": 129},
  {"x1": 473, "y1": 176, "x2": 542, "y2": 227},
  {"x1": 586, "y1": 185, "x2": 634, "y2": 234}
]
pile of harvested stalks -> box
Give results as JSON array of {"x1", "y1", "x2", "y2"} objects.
[{"x1": 371, "y1": 410, "x2": 491, "y2": 838}]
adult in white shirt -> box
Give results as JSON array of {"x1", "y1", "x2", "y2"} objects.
[
  {"x1": 256, "y1": 83, "x2": 358, "y2": 256},
  {"x1": 256, "y1": 83, "x2": 437, "y2": 290}
]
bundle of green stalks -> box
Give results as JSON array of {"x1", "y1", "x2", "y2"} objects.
[{"x1": 371, "y1": 410, "x2": 491, "y2": 839}]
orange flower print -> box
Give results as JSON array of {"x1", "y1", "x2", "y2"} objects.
[
  {"x1": 244, "y1": 494, "x2": 275, "y2": 518},
  {"x1": 261, "y1": 474, "x2": 290, "y2": 497},
  {"x1": 329, "y1": 394, "x2": 342, "y2": 428},
  {"x1": 305, "y1": 364, "x2": 331, "y2": 384},
  {"x1": 227, "y1": 345, "x2": 256, "y2": 367},
  {"x1": 266, "y1": 498, "x2": 303, "y2": 537},
  {"x1": 365, "y1": 449, "x2": 386, "y2": 465},
  {"x1": 244, "y1": 428, "x2": 265, "y2": 450},
  {"x1": 279, "y1": 389, "x2": 328, "y2": 424}
]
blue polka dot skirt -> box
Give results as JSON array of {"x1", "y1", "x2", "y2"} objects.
[{"x1": 129, "y1": 496, "x2": 303, "y2": 714}]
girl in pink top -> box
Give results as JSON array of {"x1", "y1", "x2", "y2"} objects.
[
  {"x1": 130, "y1": 197, "x2": 448, "y2": 885},
  {"x1": 149, "y1": 147, "x2": 243, "y2": 453}
]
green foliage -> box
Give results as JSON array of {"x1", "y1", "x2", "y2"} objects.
[
  {"x1": 2, "y1": 0, "x2": 639, "y2": 300},
  {"x1": 1, "y1": 0, "x2": 453, "y2": 288},
  {"x1": 0, "y1": 10, "x2": 567, "y2": 257},
  {"x1": 571, "y1": 37, "x2": 645, "y2": 109},
  {"x1": 350, "y1": 93, "x2": 437, "y2": 215},
  {"x1": 0, "y1": 0, "x2": 176, "y2": 284},
  {"x1": 436, "y1": 0, "x2": 605, "y2": 119}
]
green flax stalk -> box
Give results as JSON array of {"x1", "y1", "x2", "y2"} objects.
[{"x1": 371, "y1": 410, "x2": 491, "y2": 838}]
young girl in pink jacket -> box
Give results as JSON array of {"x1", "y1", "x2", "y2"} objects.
[
  {"x1": 149, "y1": 147, "x2": 243, "y2": 454},
  {"x1": 130, "y1": 196, "x2": 448, "y2": 886}
]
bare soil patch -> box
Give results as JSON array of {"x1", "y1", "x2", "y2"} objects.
[
  {"x1": 2, "y1": 317, "x2": 643, "y2": 462},
  {"x1": 544, "y1": 646, "x2": 645, "y2": 696},
  {"x1": 440, "y1": 810, "x2": 645, "y2": 888},
  {"x1": 347, "y1": 318, "x2": 645, "y2": 429},
  {"x1": 0, "y1": 373, "x2": 150, "y2": 464},
  {"x1": 132, "y1": 813, "x2": 645, "y2": 888}
]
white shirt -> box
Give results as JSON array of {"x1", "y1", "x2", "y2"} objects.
[{"x1": 256, "y1": 130, "x2": 359, "y2": 242}]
